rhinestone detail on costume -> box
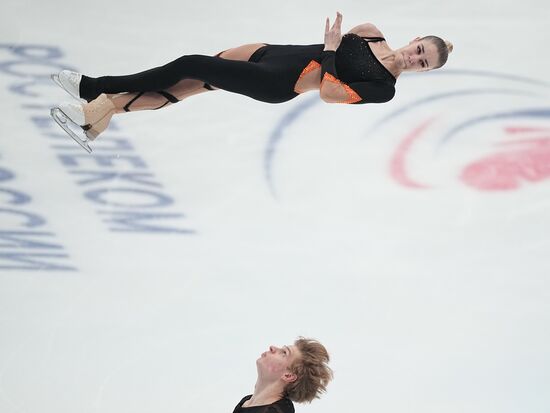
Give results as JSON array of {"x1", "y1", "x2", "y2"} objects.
[{"x1": 335, "y1": 33, "x2": 396, "y2": 85}]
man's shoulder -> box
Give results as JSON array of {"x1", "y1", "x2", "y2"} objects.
[
  {"x1": 233, "y1": 395, "x2": 252, "y2": 412},
  {"x1": 233, "y1": 395, "x2": 294, "y2": 413},
  {"x1": 267, "y1": 397, "x2": 294, "y2": 413}
]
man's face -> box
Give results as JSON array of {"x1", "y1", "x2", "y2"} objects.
[{"x1": 257, "y1": 344, "x2": 301, "y2": 383}]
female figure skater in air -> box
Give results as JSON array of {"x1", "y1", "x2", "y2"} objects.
[{"x1": 51, "y1": 12, "x2": 453, "y2": 152}]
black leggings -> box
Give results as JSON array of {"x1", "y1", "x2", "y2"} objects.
[{"x1": 80, "y1": 44, "x2": 325, "y2": 104}]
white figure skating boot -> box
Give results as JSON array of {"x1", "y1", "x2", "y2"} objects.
[
  {"x1": 51, "y1": 70, "x2": 86, "y2": 103},
  {"x1": 50, "y1": 94, "x2": 115, "y2": 153}
]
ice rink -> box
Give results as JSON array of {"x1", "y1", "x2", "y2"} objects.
[{"x1": 1, "y1": 1, "x2": 549, "y2": 412}]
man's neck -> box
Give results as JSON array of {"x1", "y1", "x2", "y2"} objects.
[{"x1": 245, "y1": 380, "x2": 285, "y2": 407}]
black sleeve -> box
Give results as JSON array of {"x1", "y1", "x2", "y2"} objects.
[
  {"x1": 319, "y1": 50, "x2": 337, "y2": 78},
  {"x1": 345, "y1": 80, "x2": 395, "y2": 104},
  {"x1": 319, "y1": 50, "x2": 395, "y2": 104}
]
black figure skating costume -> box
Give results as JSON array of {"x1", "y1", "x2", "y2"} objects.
[
  {"x1": 79, "y1": 34, "x2": 396, "y2": 107},
  {"x1": 232, "y1": 395, "x2": 294, "y2": 413}
]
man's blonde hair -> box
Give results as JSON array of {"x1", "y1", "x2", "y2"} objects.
[{"x1": 284, "y1": 337, "x2": 333, "y2": 403}]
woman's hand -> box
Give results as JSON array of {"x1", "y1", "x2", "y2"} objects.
[{"x1": 324, "y1": 12, "x2": 343, "y2": 51}]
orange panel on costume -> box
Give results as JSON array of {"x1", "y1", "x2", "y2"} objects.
[
  {"x1": 298, "y1": 60, "x2": 321, "y2": 79},
  {"x1": 321, "y1": 73, "x2": 362, "y2": 104},
  {"x1": 294, "y1": 60, "x2": 321, "y2": 93}
]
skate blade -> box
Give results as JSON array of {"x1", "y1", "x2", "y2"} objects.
[
  {"x1": 50, "y1": 107, "x2": 93, "y2": 153},
  {"x1": 50, "y1": 74, "x2": 86, "y2": 103}
]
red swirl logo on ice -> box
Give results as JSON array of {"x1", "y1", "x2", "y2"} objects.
[
  {"x1": 391, "y1": 118, "x2": 550, "y2": 191},
  {"x1": 378, "y1": 69, "x2": 550, "y2": 192},
  {"x1": 265, "y1": 69, "x2": 550, "y2": 196},
  {"x1": 460, "y1": 128, "x2": 550, "y2": 190}
]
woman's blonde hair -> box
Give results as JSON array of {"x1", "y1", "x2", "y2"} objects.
[{"x1": 283, "y1": 337, "x2": 333, "y2": 403}]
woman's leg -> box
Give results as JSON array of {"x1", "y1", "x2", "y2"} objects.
[
  {"x1": 81, "y1": 44, "x2": 267, "y2": 137},
  {"x1": 104, "y1": 43, "x2": 267, "y2": 112}
]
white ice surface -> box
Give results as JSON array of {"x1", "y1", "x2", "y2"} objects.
[{"x1": 1, "y1": 1, "x2": 549, "y2": 413}]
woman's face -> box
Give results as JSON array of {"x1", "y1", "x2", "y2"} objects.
[{"x1": 400, "y1": 38, "x2": 440, "y2": 72}]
